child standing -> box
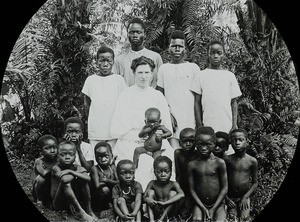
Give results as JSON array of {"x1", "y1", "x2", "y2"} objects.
[
  {"x1": 133, "y1": 107, "x2": 172, "y2": 169},
  {"x1": 144, "y1": 156, "x2": 185, "y2": 222},
  {"x1": 156, "y1": 30, "x2": 201, "y2": 149},
  {"x1": 174, "y1": 128, "x2": 196, "y2": 217},
  {"x1": 90, "y1": 142, "x2": 118, "y2": 211},
  {"x1": 190, "y1": 40, "x2": 242, "y2": 133},
  {"x1": 63, "y1": 117, "x2": 94, "y2": 172},
  {"x1": 50, "y1": 141, "x2": 98, "y2": 222},
  {"x1": 32, "y1": 134, "x2": 58, "y2": 207},
  {"x1": 112, "y1": 159, "x2": 143, "y2": 221},
  {"x1": 187, "y1": 126, "x2": 228, "y2": 221},
  {"x1": 82, "y1": 46, "x2": 127, "y2": 151},
  {"x1": 224, "y1": 129, "x2": 258, "y2": 222}
]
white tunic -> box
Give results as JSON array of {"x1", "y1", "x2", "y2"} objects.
[
  {"x1": 190, "y1": 68, "x2": 242, "y2": 133},
  {"x1": 157, "y1": 62, "x2": 201, "y2": 138},
  {"x1": 81, "y1": 74, "x2": 127, "y2": 140},
  {"x1": 110, "y1": 85, "x2": 175, "y2": 190}
]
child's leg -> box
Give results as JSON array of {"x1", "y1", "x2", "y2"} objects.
[
  {"x1": 53, "y1": 179, "x2": 96, "y2": 222},
  {"x1": 192, "y1": 205, "x2": 204, "y2": 222},
  {"x1": 147, "y1": 190, "x2": 156, "y2": 222},
  {"x1": 239, "y1": 198, "x2": 251, "y2": 221},
  {"x1": 152, "y1": 150, "x2": 162, "y2": 160},
  {"x1": 117, "y1": 197, "x2": 130, "y2": 216},
  {"x1": 213, "y1": 201, "x2": 226, "y2": 222},
  {"x1": 133, "y1": 146, "x2": 147, "y2": 168},
  {"x1": 79, "y1": 180, "x2": 98, "y2": 218},
  {"x1": 130, "y1": 202, "x2": 141, "y2": 222},
  {"x1": 158, "y1": 190, "x2": 177, "y2": 221},
  {"x1": 33, "y1": 175, "x2": 45, "y2": 204},
  {"x1": 226, "y1": 197, "x2": 238, "y2": 222}
]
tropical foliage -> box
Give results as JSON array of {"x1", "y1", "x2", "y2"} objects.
[{"x1": 2, "y1": 0, "x2": 298, "y2": 220}]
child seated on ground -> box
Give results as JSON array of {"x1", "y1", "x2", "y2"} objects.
[
  {"x1": 213, "y1": 131, "x2": 230, "y2": 158},
  {"x1": 224, "y1": 129, "x2": 258, "y2": 222},
  {"x1": 90, "y1": 142, "x2": 118, "y2": 211},
  {"x1": 63, "y1": 117, "x2": 94, "y2": 172},
  {"x1": 187, "y1": 126, "x2": 228, "y2": 222},
  {"x1": 133, "y1": 107, "x2": 172, "y2": 169},
  {"x1": 174, "y1": 128, "x2": 196, "y2": 217},
  {"x1": 32, "y1": 134, "x2": 58, "y2": 207},
  {"x1": 112, "y1": 159, "x2": 142, "y2": 221},
  {"x1": 50, "y1": 141, "x2": 98, "y2": 222},
  {"x1": 144, "y1": 156, "x2": 185, "y2": 222}
]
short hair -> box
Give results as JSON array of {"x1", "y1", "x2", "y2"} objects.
[
  {"x1": 145, "y1": 107, "x2": 161, "y2": 119},
  {"x1": 58, "y1": 140, "x2": 76, "y2": 150},
  {"x1": 131, "y1": 56, "x2": 156, "y2": 73},
  {"x1": 179, "y1": 128, "x2": 195, "y2": 140},
  {"x1": 207, "y1": 40, "x2": 225, "y2": 52},
  {"x1": 170, "y1": 30, "x2": 185, "y2": 41},
  {"x1": 37, "y1": 134, "x2": 57, "y2": 148},
  {"x1": 153, "y1": 156, "x2": 172, "y2": 170},
  {"x1": 229, "y1": 128, "x2": 248, "y2": 139},
  {"x1": 94, "y1": 141, "x2": 112, "y2": 155},
  {"x1": 127, "y1": 17, "x2": 146, "y2": 30},
  {"x1": 96, "y1": 46, "x2": 115, "y2": 60},
  {"x1": 215, "y1": 131, "x2": 230, "y2": 145},
  {"x1": 117, "y1": 159, "x2": 134, "y2": 173},
  {"x1": 195, "y1": 126, "x2": 216, "y2": 142},
  {"x1": 64, "y1": 117, "x2": 84, "y2": 131}
]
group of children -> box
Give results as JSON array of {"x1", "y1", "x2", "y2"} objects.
[{"x1": 32, "y1": 114, "x2": 257, "y2": 222}]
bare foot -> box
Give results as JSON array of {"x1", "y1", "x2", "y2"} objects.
[{"x1": 80, "y1": 212, "x2": 98, "y2": 222}]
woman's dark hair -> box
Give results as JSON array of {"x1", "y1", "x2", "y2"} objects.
[{"x1": 131, "y1": 56, "x2": 156, "y2": 73}]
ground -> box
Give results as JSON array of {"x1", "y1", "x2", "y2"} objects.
[{"x1": 9, "y1": 158, "x2": 116, "y2": 222}]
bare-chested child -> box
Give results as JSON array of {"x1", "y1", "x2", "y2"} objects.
[
  {"x1": 213, "y1": 131, "x2": 230, "y2": 159},
  {"x1": 90, "y1": 141, "x2": 118, "y2": 211},
  {"x1": 50, "y1": 141, "x2": 98, "y2": 222},
  {"x1": 224, "y1": 129, "x2": 258, "y2": 222},
  {"x1": 32, "y1": 134, "x2": 58, "y2": 207},
  {"x1": 112, "y1": 159, "x2": 142, "y2": 221},
  {"x1": 133, "y1": 107, "x2": 172, "y2": 169},
  {"x1": 144, "y1": 156, "x2": 185, "y2": 222},
  {"x1": 174, "y1": 128, "x2": 196, "y2": 216},
  {"x1": 187, "y1": 126, "x2": 228, "y2": 222}
]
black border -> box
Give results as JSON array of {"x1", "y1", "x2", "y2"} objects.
[{"x1": 1, "y1": 0, "x2": 299, "y2": 221}]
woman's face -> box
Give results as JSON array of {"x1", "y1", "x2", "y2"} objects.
[{"x1": 134, "y1": 64, "x2": 152, "y2": 89}]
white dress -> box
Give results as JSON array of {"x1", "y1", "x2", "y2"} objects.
[{"x1": 110, "y1": 85, "x2": 175, "y2": 190}]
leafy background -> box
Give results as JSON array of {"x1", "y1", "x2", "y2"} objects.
[{"x1": 1, "y1": 0, "x2": 299, "y2": 221}]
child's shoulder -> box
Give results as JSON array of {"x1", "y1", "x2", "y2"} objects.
[{"x1": 245, "y1": 153, "x2": 258, "y2": 163}]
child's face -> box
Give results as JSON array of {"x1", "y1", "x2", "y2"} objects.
[
  {"x1": 179, "y1": 131, "x2": 195, "y2": 152},
  {"x1": 208, "y1": 44, "x2": 224, "y2": 67},
  {"x1": 95, "y1": 146, "x2": 112, "y2": 166},
  {"x1": 195, "y1": 134, "x2": 215, "y2": 157},
  {"x1": 145, "y1": 112, "x2": 161, "y2": 126},
  {"x1": 65, "y1": 123, "x2": 83, "y2": 143},
  {"x1": 118, "y1": 163, "x2": 135, "y2": 185},
  {"x1": 41, "y1": 139, "x2": 58, "y2": 160},
  {"x1": 169, "y1": 38, "x2": 185, "y2": 62},
  {"x1": 154, "y1": 162, "x2": 171, "y2": 183},
  {"x1": 97, "y1": 52, "x2": 114, "y2": 76},
  {"x1": 230, "y1": 132, "x2": 248, "y2": 152},
  {"x1": 213, "y1": 137, "x2": 228, "y2": 158},
  {"x1": 58, "y1": 144, "x2": 76, "y2": 165}
]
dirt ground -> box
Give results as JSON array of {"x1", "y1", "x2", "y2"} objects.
[{"x1": 9, "y1": 159, "x2": 116, "y2": 222}]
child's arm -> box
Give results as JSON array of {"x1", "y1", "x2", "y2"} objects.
[
  {"x1": 83, "y1": 94, "x2": 91, "y2": 121},
  {"x1": 156, "y1": 125, "x2": 172, "y2": 141},
  {"x1": 68, "y1": 168, "x2": 91, "y2": 182},
  {"x1": 157, "y1": 182, "x2": 185, "y2": 206},
  {"x1": 230, "y1": 98, "x2": 238, "y2": 131},
  {"x1": 241, "y1": 158, "x2": 258, "y2": 210},
  {"x1": 34, "y1": 158, "x2": 50, "y2": 177},
  {"x1": 193, "y1": 92, "x2": 203, "y2": 128},
  {"x1": 143, "y1": 181, "x2": 157, "y2": 206},
  {"x1": 209, "y1": 160, "x2": 228, "y2": 215},
  {"x1": 138, "y1": 125, "x2": 153, "y2": 138},
  {"x1": 75, "y1": 143, "x2": 93, "y2": 172},
  {"x1": 90, "y1": 166, "x2": 102, "y2": 189}
]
